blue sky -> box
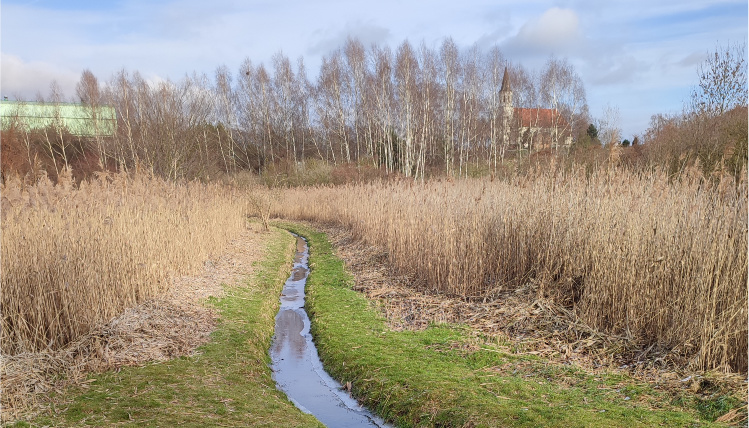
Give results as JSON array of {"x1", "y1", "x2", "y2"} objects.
[{"x1": 1, "y1": 0, "x2": 747, "y2": 138}]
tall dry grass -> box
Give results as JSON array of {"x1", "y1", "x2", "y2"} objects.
[
  {"x1": 274, "y1": 165, "x2": 748, "y2": 372},
  {"x1": 1, "y1": 169, "x2": 256, "y2": 355}
]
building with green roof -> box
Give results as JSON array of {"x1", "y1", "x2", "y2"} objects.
[{"x1": 0, "y1": 101, "x2": 116, "y2": 137}]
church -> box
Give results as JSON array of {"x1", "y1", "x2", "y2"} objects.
[{"x1": 499, "y1": 68, "x2": 573, "y2": 153}]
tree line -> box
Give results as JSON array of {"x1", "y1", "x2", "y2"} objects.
[{"x1": 2, "y1": 37, "x2": 591, "y2": 181}]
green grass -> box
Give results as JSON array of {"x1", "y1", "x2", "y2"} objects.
[
  {"x1": 11, "y1": 222, "x2": 742, "y2": 427},
  {"x1": 278, "y1": 221, "x2": 735, "y2": 428},
  {"x1": 15, "y1": 227, "x2": 322, "y2": 428}
]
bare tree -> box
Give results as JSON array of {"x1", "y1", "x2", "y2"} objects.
[
  {"x1": 395, "y1": 40, "x2": 419, "y2": 177},
  {"x1": 344, "y1": 37, "x2": 368, "y2": 161},
  {"x1": 317, "y1": 51, "x2": 351, "y2": 164},
  {"x1": 440, "y1": 38, "x2": 460, "y2": 175},
  {"x1": 272, "y1": 52, "x2": 299, "y2": 164},
  {"x1": 597, "y1": 103, "x2": 622, "y2": 147},
  {"x1": 27, "y1": 36, "x2": 600, "y2": 181},
  {"x1": 691, "y1": 41, "x2": 748, "y2": 117},
  {"x1": 371, "y1": 45, "x2": 395, "y2": 172},
  {"x1": 214, "y1": 65, "x2": 238, "y2": 172},
  {"x1": 509, "y1": 64, "x2": 541, "y2": 155},
  {"x1": 184, "y1": 71, "x2": 217, "y2": 176},
  {"x1": 76, "y1": 69, "x2": 108, "y2": 169},
  {"x1": 457, "y1": 45, "x2": 483, "y2": 177},
  {"x1": 109, "y1": 69, "x2": 137, "y2": 170},
  {"x1": 76, "y1": 70, "x2": 101, "y2": 106},
  {"x1": 417, "y1": 42, "x2": 440, "y2": 180},
  {"x1": 256, "y1": 64, "x2": 276, "y2": 165},
  {"x1": 2, "y1": 100, "x2": 37, "y2": 177},
  {"x1": 237, "y1": 58, "x2": 265, "y2": 169},
  {"x1": 539, "y1": 57, "x2": 587, "y2": 149},
  {"x1": 43, "y1": 81, "x2": 68, "y2": 175},
  {"x1": 295, "y1": 56, "x2": 313, "y2": 166},
  {"x1": 485, "y1": 47, "x2": 506, "y2": 169}
]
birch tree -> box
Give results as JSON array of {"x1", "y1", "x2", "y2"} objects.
[
  {"x1": 418, "y1": 42, "x2": 439, "y2": 179},
  {"x1": 539, "y1": 57, "x2": 587, "y2": 149},
  {"x1": 597, "y1": 103, "x2": 622, "y2": 147},
  {"x1": 214, "y1": 65, "x2": 238, "y2": 172},
  {"x1": 256, "y1": 64, "x2": 276, "y2": 164},
  {"x1": 109, "y1": 69, "x2": 137, "y2": 169},
  {"x1": 458, "y1": 46, "x2": 482, "y2": 176},
  {"x1": 344, "y1": 37, "x2": 368, "y2": 161},
  {"x1": 395, "y1": 40, "x2": 418, "y2": 176},
  {"x1": 318, "y1": 51, "x2": 351, "y2": 163},
  {"x1": 486, "y1": 47, "x2": 506, "y2": 169},
  {"x1": 273, "y1": 52, "x2": 299, "y2": 163},
  {"x1": 371, "y1": 45, "x2": 395, "y2": 171},
  {"x1": 295, "y1": 57, "x2": 313, "y2": 165},
  {"x1": 237, "y1": 58, "x2": 265, "y2": 169},
  {"x1": 511, "y1": 65, "x2": 541, "y2": 153},
  {"x1": 440, "y1": 38, "x2": 460, "y2": 175}
]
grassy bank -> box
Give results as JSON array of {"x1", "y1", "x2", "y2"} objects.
[
  {"x1": 280, "y1": 222, "x2": 737, "y2": 427},
  {"x1": 14, "y1": 227, "x2": 322, "y2": 427}
]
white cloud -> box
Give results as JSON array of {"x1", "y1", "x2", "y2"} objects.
[
  {"x1": 677, "y1": 51, "x2": 708, "y2": 67},
  {"x1": 0, "y1": 0, "x2": 746, "y2": 139},
  {"x1": 511, "y1": 8, "x2": 582, "y2": 53},
  {"x1": 308, "y1": 21, "x2": 392, "y2": 56},
  {"x1": 1, "y1": 54, "x2": 80, "y2": 101}
]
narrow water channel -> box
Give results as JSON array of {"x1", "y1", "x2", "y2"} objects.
[{"x1": 270, "y1": 235, "x2": 389, "y2": 428}]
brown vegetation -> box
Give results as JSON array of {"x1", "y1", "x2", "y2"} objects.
[
  {"x1": 0, "y1": 170, "x2": 259, "y2": 355},
  {"x1": 274, "y1": 165, "x2": 747, "y2": 373},
  {"x1": 643, "y1": 106, "x2": 748, "y2": 180},
  {"x1": 319, "y1": 222, "x2": 747, "y2": 404},
  {"x1": 1, "y1": 221, "x2": 268, "y2": 421}
]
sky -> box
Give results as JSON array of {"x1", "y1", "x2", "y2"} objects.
[{"x1": 1, "y1": 0, "x2": 747, "y2": 139}]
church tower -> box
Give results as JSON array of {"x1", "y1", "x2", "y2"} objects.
[{"x1": 499, "y1": 67, "x2": 513, "y2": 150}]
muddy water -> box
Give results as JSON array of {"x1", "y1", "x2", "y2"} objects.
[{"x1": 270, "y1": 235, "x2": 389, "y2": 428}]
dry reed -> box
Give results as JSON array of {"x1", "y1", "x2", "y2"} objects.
[
  {"x1": 274, "y1": 166, "x2": 748, "y2": 373},
  {"x1": 1, "y1": 221, "x2": 268, "y2": 422},
  {"x1": 1, "y1": 169, "x2": 256, "y2": 355}
]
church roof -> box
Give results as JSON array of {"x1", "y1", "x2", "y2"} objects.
[{"x1": 515, "y1": 107, "x2": 569, "y2": 130}]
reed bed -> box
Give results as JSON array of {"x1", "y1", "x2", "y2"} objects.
[
  {"x1": 274, "y1": 166, "x2": 748, "y2": 373},
  {"x1": 1, "y1": 170, "x2": 254, "y2": 355}
]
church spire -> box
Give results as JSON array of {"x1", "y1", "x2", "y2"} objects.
[
  {"x1": 500, "y1": 66, "x2": 513, "y2": 152},
  {"x1": 500, "y1": 67, "x2": 511, "y2": 93},
  {"x1": 500, "y1": 66, "x2": 513, "y2": 115}
]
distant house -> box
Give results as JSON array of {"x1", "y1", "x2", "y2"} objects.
[
  {"x1": 499, "y1": 69, "x2": 573, "y2": 152},
  {"x1": 0, "y1": 101, "x2": 116, "y2": 137}
]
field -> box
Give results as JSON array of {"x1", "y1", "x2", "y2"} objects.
[
  {"x1": 1, "y1": 163, "x2": 746, "y2": 424},
  {"x1": 274, "y1": 165, "x2": 748, "y2": 373},
  {"x1": 0, "y1": 170, "x2": 262, "y2": 355},
  {"x1": 1, "y1": 28, "x2": 746, "y2": 425}
]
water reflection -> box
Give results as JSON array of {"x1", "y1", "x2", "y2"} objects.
[{"x1": 270, "y1": 235, "x2": 389, "y2": 428}]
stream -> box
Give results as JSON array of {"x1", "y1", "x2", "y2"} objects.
[{"x1": 270, "y1": 235, "x2": 389, "y2": 428}]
